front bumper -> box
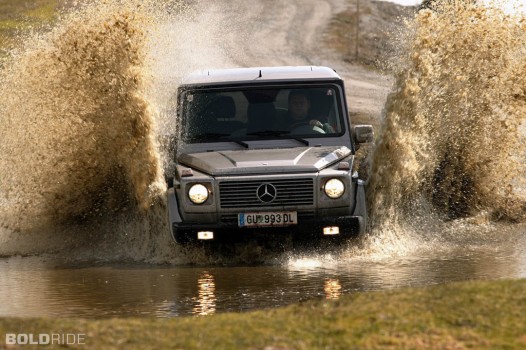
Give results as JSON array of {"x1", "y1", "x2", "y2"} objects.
[{"x1": 171, "y1": 213, "x2": 364, "y2": 243}]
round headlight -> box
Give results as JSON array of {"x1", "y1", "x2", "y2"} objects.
[
  {"x1": 188, "y1": 184, "x2": 209, "y2": 204},
  {"x1": 324, "y1": 178, "x2": 345, "y2": 199}
]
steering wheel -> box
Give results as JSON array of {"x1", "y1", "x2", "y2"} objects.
[{"x1": 290, "y1": 121, "x2": 325, "y2": 134}]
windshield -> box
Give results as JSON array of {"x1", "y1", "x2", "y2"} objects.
[{"x1": 180, "y1": 85, "x2": 345, "y2": 143}]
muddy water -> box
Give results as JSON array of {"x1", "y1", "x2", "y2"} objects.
[
  {"x1": 1, "y1": 224, "x2": 525, "y2": 318},
  {"x1": 368, "y1": 0, "x2": 526, "y2": 228},
  {"x1": 1, "y1": 0, "x2": 526, "y2": 319}
]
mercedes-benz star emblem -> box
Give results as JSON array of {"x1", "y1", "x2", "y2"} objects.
[{"x1": 256, "y1": 183, "x2": 277, "y2": 203}]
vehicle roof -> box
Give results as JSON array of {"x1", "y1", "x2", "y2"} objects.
[{"x1": 181, "y1": 66, "x2": 342, "y2": 85}]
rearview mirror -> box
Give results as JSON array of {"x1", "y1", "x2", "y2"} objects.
[{"x1": 353, "y1": 125, "x2": 374, "y2": 144}]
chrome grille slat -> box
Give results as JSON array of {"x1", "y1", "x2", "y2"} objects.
[{"x1": 219, "y1": 178, "x2": 314, "y2": 208}]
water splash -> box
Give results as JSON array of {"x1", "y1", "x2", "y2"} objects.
[
  {"x1": 0, "y1": 0, "x2": 251, "y2": 263},
  {"x1": 0, "y1": 1, "x2": 192, "y2": 259},
  {"x1": 368, "y1": 0, "x2": 526, "y2": 234},
  {"x1": 0, "y1": 1, "x2": 174, "y2": 230},
  {"x1": 1, "y1": 0, "x2": 524, "y2": 264}
]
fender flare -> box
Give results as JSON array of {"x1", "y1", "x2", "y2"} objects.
[
  {"x1": 352, "y1": 179, "x2": 368, "y2": 234},
  {"x1": 167, "y1": 187, "x2": 183, "y2": 237}
]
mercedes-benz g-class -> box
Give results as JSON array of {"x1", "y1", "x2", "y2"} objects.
[{"x1": 166, "y1": 66, "x2": 373, "y2": 243}]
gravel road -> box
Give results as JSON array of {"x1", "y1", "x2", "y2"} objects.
[{"x1": 192, "y1": 0, "x2": 393, "y2": 121}]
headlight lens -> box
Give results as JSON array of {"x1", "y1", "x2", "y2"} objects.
[
  {"x1": 188, "y1": 184, "x2": 209, "y2": 204},
  {"x1": 324, "y1": 178, "x2": 345, "y2": 199}
]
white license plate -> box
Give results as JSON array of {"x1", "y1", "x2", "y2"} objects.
[{"x1": 238, "y1": 212, "x2": 298, "y2": 227}]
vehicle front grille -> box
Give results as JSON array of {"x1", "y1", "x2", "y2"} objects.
[{"x1": 219, "y1": 178, "x2": 314, "y2": 209}]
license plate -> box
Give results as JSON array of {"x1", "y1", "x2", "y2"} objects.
[{"x1": 238, "y1": 212, "x2": 298, "y2": 227}]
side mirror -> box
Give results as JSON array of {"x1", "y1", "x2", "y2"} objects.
[{"x1": 353, "y1": 125, "x2": 374, "y2": 144}]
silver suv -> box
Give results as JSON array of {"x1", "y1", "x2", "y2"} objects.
[{"x1": 167, "y1": 66, "x2": 372, "y2": 243}]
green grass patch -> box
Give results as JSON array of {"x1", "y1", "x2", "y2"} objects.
[
  {"x1": 1, "y1": 279, "x2": 526, "y2": 349},
  {"x1": 0, "y1": 0, "x2": 59, "y2": 23},
  {"x1": 24, "y1": 1, "x2": 58, "y2": 21}
]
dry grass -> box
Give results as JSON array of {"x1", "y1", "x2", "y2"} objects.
[{"x1": 326, "y1": 0, "x2": 414, "y2": 71}]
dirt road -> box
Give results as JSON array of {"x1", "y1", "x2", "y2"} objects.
[{"x1": 192, "y1": 0, "x2": 393, "y2": 121}]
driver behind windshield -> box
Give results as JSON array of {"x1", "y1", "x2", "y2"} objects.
[{"x1": 287, "y1": 90, "x2": 335, "y2": 133}]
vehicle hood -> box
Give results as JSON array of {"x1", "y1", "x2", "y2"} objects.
[{"x1": 178, "y1": 146, "x2": 352, "y2": 176}]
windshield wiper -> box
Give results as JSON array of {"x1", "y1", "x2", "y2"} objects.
[
  {"x1": 193, "y1": 133, "x2": 249, "y2": 148},
  {"x1": 194, "y1": 132, "x2": 229, "y2": 139},
  {"x1": 226, "y1": 138, "x2": 249, "y2": 148},
  {"x1": 246, "y1": 130, "x2": 310, "y2": 146}
]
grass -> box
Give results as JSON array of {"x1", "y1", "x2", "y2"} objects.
[
  {"x1": 0, "y1": 0, "x2": 59, "y2": 27},
  {"x1": 1, "y1": 279, "x2": 526, "y2": 349}
]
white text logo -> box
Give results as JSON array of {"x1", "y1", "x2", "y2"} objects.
[{"x1": 5, "y1": 333, "x2": 86, "y2": 345}]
